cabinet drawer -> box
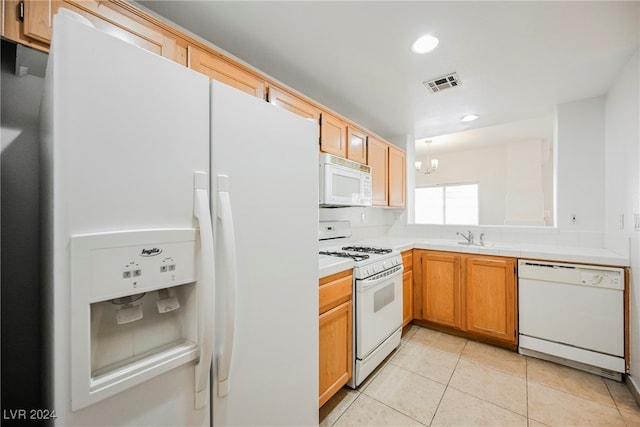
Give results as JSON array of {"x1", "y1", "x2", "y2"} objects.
[{"x1": 319, "y1": 270, "x2": 352, "y2": 314}]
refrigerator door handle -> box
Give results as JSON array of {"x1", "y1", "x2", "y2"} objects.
[
  {"x1": 194, "y1": 172, "x2": 215, "y2": 409},
  {"x1": 216, "y1": 175, "x2": 237, "y2": 397}
]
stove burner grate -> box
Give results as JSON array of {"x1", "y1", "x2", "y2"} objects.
[
  {"x1": 341, "y1": 246, "x2": 393, "y2": 255},
  {"x1": 319, "y1": 251, "x2": 370, "y2": 262}
]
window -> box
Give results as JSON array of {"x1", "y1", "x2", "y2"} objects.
[{"x1": 415, "y1": 183, "x2": 479, "y2": 225}]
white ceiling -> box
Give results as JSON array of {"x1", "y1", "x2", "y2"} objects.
[{"x1": 137, "y1": 1, "x2": 639, "y2": 154}]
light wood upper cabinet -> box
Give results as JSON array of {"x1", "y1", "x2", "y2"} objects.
[
  {"x1": 3, "y1": 0, "x2": 51, "y2": 51},
  {"x1": 188, "y1": 46, "x2": 265, "y2": 99},
  {"x1": 267, "y1": 85, "x2": 321, "y2": 122},
  {"x1": 415, "y1": 251, "x2": 463, "y2": 329},
  {"x1": 3, "y1": 0, "x2": 181, "y2": 61},
  {"x1": 388, "y1": 145, "x2": 406, "y2": 208},
  {"x1": 23, "y1": 0, "x2": 52, "y2": 43},
  {"x1": 319, "y1": 270, "x2": 352, "y2": 408},
  {"x1": 465, "y1": 256, "x2": 517, "y2": 344},
  {"x1": 367, "y1": 136, "x2": 406, "y2": 208},
  {"x1": 347, "y1": 126, "x2": 367, "y2": 164},
  {"x1": 66, "y1": 1, "x2": 177, "y2": 59},
  {"x1": 368, "y1": 136, "x2": 389, "y2": 206},
  {"x1": 320, "y1": 112, "x2": 347, "y2": 157}
]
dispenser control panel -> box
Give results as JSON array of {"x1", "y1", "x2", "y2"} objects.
[{"x1": 71, "y1": 229, "x2": 198, "y2": 302}]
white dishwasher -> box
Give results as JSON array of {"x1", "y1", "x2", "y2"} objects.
[{"x1": 518, "y1": 259, "x2": 625, "y2": 380}]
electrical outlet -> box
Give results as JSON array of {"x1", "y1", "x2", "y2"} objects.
[
  {"x1": 619, "y1": 213, "x2": 625, "y2": 230},
  {"x1": 635, "y1": 213, "x2": 640, "y2": 231},
  {"x1": 570, "y1": 213, "x2": 577, "y2": 224}
]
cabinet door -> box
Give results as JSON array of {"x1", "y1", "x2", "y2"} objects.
[
  {"x1": 65, "y1": 1, "x2": 178, "y2": 60},
  {"x1": 3, "y1": 0, "x2": 181, "y2": 59},
  {"x1": 402, "y1": 270, "x2": 413, "y2": 327},
  {"x1": 23, "y1": 0, "x2": 52, "y2": 43},
  {"x1": 368, "y1": 136, "x2": 389, "y2": 206},
  {"x1": 320, "y1": 113, "x2": 347, "y2": 157},
  {"x1": 3, "y1": 0, "x2": 51, "y2": 51},
  {"x1": 465, "y1": 256, "x2": 517, "y2": 344},
  {"x1": 418, "y1": 251, "x2": 463, "y2": 328},
  {"x1": 347, "y1": 126, "x2": 367, "y2": 164},
  {"x1": 319, "y1": 300, "x2": 352, "y2": 407},
  {"x1": 188, "y1": 46, "x2": 265, "y2": 99},
  {"x1": 388, "y1": 145, "x2": 406, "y2": 208},
  {"x1": 267, "y1": 85, "x2": 320, "y2": 122},
  {"x1": 401, "y1": 250, "x2": 413, "y2": 327}
]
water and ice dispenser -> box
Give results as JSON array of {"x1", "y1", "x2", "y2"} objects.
[{"x1": 70, "y1": 229, "x2": 203, "y2": 410}]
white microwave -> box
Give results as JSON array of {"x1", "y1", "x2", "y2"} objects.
[{"x1": 319, "y1": 153, "x2": 372, "y2": 207}]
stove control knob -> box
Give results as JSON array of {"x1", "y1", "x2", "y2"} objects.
[{"x1": 368, "y1": 267, "x2": 374, "y2": 276}]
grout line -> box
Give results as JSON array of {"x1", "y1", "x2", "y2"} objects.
[
  {"x1": 327, "y1": 389, "x2": 361, "y2": 427},
  {"x1": 363, "y1": 393, "x2": 429, "y2": 426},
  {"x1": 426, "y1": 339, "x2": 468, "y2": 426},
  {"x1": 603, "y1": 379, "x2": 630, "y2": 424},
  {"x1": 525, "y1": 355, "x2": 530, "y2": 427}
]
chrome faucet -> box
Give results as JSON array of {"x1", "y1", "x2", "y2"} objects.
[{"x1": 456, "y1": 231, "x2": 474, "y2": 245}]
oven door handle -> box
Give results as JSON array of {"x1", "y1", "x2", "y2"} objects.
[{"x1": 358, "y1": 265, "x2": 404, "y2": 291}]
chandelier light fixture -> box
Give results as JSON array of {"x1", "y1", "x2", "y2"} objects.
[{"x1": 415, "y1": 140, "x2": 439, "y2": 174}]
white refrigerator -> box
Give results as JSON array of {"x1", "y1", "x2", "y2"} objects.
[
  {"x1": 41, "y1": 10, "x2": 318, "y2": 427},
  {"x1": 210, "y1": 80, "x2": 319, "y2": 426}
]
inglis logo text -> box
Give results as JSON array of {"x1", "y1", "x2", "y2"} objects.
[{"x1": 140, "y1": 247, "x2": 163, "y2": 257}]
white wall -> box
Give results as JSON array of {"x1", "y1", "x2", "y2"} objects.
[
  {"x1": 415, "y1": 139, "x2": 552, "y2": 226},
  {"x1": 556, "y1": 96, "x2": 606, "y2": 231},
  {"x1": 604, "y1": 49, "x2": 640, "y2": 396},
  {"x1": 416, "y1": 145, "x2": 507, "y2": 224}
]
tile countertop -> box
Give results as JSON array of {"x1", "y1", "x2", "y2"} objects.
[
  {"x1": 318, "y1": 237, "x2": 629, "y2": 279},
  {"x1": 319, "y1": 255, "x2": 354, "y2": 279}
]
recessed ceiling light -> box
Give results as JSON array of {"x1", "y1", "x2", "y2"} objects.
[
  {"x1": 461, "y1": 114, "x2": 479, "y2": 122},
  {"x1": 411, "y1": 35, "x2": 439, "y2": 54}
]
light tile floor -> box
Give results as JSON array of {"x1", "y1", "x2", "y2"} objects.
[{"x1": 320, "y1": 325, "x2": 640, "y2": 427}]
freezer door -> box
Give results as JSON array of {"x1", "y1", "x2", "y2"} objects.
[{"x1": 41, "y1": 11, "x2": 211, "y2": 426}]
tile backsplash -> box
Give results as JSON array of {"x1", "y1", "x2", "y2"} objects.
[{"x1": 319, "y1": 207, "x2": 630, "y2": 258}]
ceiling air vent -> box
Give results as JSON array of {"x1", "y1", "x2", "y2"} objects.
[{"x1": 423, "y1": 72, "x2": 461, "y2": 94}]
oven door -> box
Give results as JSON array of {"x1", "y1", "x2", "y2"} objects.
[{"x1": 355, "y1": 265, "x2": 403, "y2": 359}]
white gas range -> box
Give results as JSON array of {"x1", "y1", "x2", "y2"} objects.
[{"x1": 319, "y1": 221, "x2": 403, "y2": 387}]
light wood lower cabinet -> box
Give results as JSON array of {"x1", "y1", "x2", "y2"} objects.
[
  {"x1": 414, "y1": 251, "x2": 463, "y2": 329},
  {"x1": 465, "y1": 256, "x2": 517, "y2": 343},
  {"x1": 319, "y1": 270, "x2": 352, "y2": 407},
  {"x1": 401, "y1": 250, "x2": 413, "y2": 327},
  {"x1": 413, "y1": 250, "x2": 517, "y2": 347}
]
